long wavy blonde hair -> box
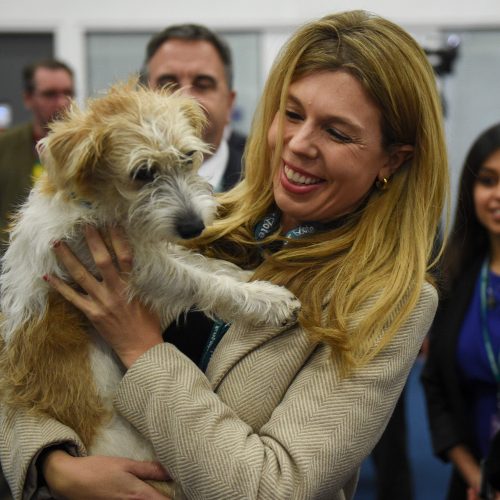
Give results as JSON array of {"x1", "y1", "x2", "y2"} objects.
[{"x1": 194, "y1": 10, "x2": 448, "y2": 373}]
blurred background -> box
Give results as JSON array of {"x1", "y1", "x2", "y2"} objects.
[
  {"x1": 1, "y1": 1, "x2": 500, "y2": 497},
  {"x1": 1, "y1": 0, "x2": 500, "y2": 212}
]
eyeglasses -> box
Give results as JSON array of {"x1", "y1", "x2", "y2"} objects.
[{"x1": 34, "y1": 89, "x2": 74, "y2": 100}]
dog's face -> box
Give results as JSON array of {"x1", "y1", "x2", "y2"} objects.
[{"x1": 37, "y1": 80, "x2": 216, "y2": 242}]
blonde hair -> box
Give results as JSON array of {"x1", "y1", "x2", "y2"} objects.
[{"x1": 196, "y1": 10, "x2": 448, "y2": 373}]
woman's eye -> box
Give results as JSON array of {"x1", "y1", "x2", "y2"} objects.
[
  {"x1": 326, "y1": 127, "x2": 352, "y2": 143},
  {"x1": 285, "y1": 109, "x2": 303, "y2": 121},
  {"x1": 131, "y1": 165, "x2": 156, "y2": 182},
  {"x1": 477, "y1": 175, "x2": 497, "y2": 187}
]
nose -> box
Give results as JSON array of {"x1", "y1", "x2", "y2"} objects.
[
  {"x1": 494, "y1": 181, "x2": 500, "y2": 198},
  {"x1": 178, "y1": 84, "x2": 197, "y2": 100},
  {"x1": 55, "y1": 94, "x2": 71, "y2": 111},
  {"x1": 287, "y1": 123, "x2": 318, "y2": 158},
  {"x1": 182, "y1": 87, "x2": 194, "y2": 97},
  {"x1": 176, "y1": 216, "x2": 205, "y2": 239}
]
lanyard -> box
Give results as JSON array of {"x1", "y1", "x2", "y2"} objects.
[
  {"x1": 254, "y1": 210, "x2": 336, "y2": 243},
  {"x1": 199, "y1": 211, "x2": 332, "y2": 371},
  {"x1": 480, "y1": 258, "x2": 500, "y2": 385},
  {"x1": 199, "y1": 319, "x2": 230, "y2": 372}
]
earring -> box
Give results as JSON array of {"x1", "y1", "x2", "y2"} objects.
[{"x1": 376, "y1": 177, "x2": 389, "y2": 191}]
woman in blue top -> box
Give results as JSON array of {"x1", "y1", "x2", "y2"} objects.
[{"x1": 422, "y1": 123, "x2": 500, "y2": 500}]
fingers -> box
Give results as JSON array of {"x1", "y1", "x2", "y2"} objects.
[
  {"x1": 51, "y1": 240, "x2": 100, "y2": 296},
  {"x1": 108, "y1": 225, "x2": 134, "y2": 274},
  {"x1": 85, "y1": 225, "x2": 134, "y2": 277},
  {"x1": 43, "y1": 272, "x2": 93, "y2": 316},
  {"x1": 50, "y1": 229, "x2": 118, "y2": 306},
  {"x1": 84, "y1": 226, "x2": 123, "y2": 286},
  {"x1": 127, "y1": 460, "x2": 171, "y2": 482},
  {"x1": 127, "y1": 460, "x2": 173, "y2": 499}
]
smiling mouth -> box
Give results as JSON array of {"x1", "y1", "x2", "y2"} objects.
[{"x1": 283, "y1": 164, "x2": 323, "y2": 186}]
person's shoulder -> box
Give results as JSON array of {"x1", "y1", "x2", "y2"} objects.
[
  {"x1": 413, "y1": 281, "x2": 439, "y2": 321},
  {"x1": 421, "y1": 280, "x2": 438, "y2": 304},
  {"x1": 0, "y1": 122, "x2": 32, "y2": 146}
]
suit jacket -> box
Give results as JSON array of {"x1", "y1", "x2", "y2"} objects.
[
  {"x1": 220, "y1": 131, "x2": 246, "y2": 191},
  {"x1": 421, "y1": 257, "x2": 484, "y2": 499},
  {"x1": 0, "y1": 123, "x2": 38, "y2": 245},
  {"x1": 0, "y1": 282, "x2": 437, "y2": 500}
]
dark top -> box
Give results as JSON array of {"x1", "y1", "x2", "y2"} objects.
[
  {"x1": 0, "y1": 122, "x2": 38, "y2": 244},
  {"x1": 221, "y1": 130, "x2": 246, "y2": 191},
  {"x1": 163, "y1": 311, "x2": 213, "y2": 365},
  {"x1": 457, "y1": 268, "x2": 500, "y2": 457},
  {"x1": 421, "y1": 257, "x2": 484, "y2": 499}
]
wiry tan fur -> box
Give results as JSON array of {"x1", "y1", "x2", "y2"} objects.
[
  {"x1": 0, "y1": 79, "x2": 299, "y2": 498},
  {"x1": 0, "y1": 294, "x2": 107, "y2": 447}
]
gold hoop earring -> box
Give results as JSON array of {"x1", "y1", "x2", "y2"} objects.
[{"x1": 376, "y1": 177, "x2": 388, "y2": 191}]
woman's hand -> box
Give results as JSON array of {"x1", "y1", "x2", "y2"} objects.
[
  {"x1": 44, "y1": 225, "x2": 163, "y2": 368},
  {"x1": 448, "y1": 445, "x2": 482, "y2": 497},
  {"x1": 43, "y1": 450, "x2": 171, "y2": 499}
]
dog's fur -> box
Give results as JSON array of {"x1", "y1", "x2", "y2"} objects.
[{"x1": 0, "y1": 81, "x2": 300, "y2": 496}]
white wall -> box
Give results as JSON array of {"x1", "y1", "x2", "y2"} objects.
[{"x1": 2, "y1": 0, "x2": 500, "y2": 101}]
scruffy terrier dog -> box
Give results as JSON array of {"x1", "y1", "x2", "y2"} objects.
[{"x1": 0, "y1": 81, "x2": 300, "y2": 496}]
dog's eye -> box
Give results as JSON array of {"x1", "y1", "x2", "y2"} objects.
[
  {"x1": 184, "y1": 150, "x2": 198, "y2": 162},
  {"x1": 132, "y1": 164, "x2": 156, "y2": 182}
]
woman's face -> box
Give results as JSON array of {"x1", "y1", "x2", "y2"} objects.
[
  {"x1": 474, "y1": 148, "x2": 500, "y2": 238},
  {"x1": 268, "y1": 70, "x2": 405, "y2": 231}
]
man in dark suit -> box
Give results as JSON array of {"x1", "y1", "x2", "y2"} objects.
[
  {"x1": 143, "y1": 24, "x2": 245, "y2": 191},
  {"x1": 0, "y1": 59, "x2": 74, "y2": 244}
]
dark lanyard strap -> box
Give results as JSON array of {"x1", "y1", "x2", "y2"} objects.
[{"x1": 199, "y1": 211, "x2": 329, "y2": 371}]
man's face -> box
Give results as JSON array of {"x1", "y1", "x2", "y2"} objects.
[
  {"x1": 24, "y1": 67, "x2": 74, "y2": 133},
  {"x1": 147, "y1": 39, "x2": 235, "y2": 153}
]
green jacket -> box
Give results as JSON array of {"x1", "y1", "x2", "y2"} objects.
[{"x1": 0, "y1": 122, "x2": 38, "y2": 245}]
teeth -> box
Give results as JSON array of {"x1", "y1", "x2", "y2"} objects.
[{"x1": 284, "y1": 165, "x2": 321, "y2": 185}]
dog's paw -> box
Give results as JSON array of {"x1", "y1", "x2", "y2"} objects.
[{"x1": 242, "y1": 281, "x2": 301, "y2": 328}]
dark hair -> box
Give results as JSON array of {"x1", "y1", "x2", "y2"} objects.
[
  {"x1": 144, "y1": 24, "x2": 233, "y2": 89},
  {"x1": 445, "y1": 122, "x2": 500, "y2": 284},
  {"x1": 22, "y1": 59, "x2": 74, "y2": 94}
]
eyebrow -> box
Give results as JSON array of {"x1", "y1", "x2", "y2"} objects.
[
  {"x1": 478, "y1": 166, "x2": 500, "y2": 174},
  {"x1": 286, "y1": 93, "x2": 365, "y2": 135}
]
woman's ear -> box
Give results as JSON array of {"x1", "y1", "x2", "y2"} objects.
[{"x1": 379, "y1": 144, "x2": 414, "y2": 181}]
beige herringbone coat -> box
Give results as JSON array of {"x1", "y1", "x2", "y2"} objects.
[{"x1": 0, "y1": 282, "x2": 437, "y2": 500}]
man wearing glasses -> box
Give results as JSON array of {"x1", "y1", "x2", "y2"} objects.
[{"x1": 0, "y1": 59, "x2": 75, "y2": 244}]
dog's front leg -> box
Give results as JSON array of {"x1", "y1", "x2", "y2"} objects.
[{"x1": 134, "y1": 248, "x2": 301, "y2": 328}]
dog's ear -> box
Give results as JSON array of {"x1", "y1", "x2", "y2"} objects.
[
  {"x1": 41, "y1": 107, "x2": 106, "y2": 195},
  {"x1": 180, "y1": 98, "x2": 208, "y2": 139}
]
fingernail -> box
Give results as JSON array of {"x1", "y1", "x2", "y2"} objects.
[
  {"x1": 52, "y1": 240, "x2": 61, "y2": 248},
  {"x1": 42, "y1": 274, "x2": 49, "y2": 282}
]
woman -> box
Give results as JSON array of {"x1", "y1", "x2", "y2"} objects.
[
  {"x1": 422, "y1": 123, "x2": 500, "y2": 500},
  {"x1": 1, "y1": 10, "x2": 447, "y2": 500}
]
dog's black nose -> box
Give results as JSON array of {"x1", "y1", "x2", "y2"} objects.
[{"x1": 176, "y1": 218, "x2": 205, "y2": 239}]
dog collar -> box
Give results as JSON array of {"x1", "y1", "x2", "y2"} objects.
[{"x1": 69, "y1": 192, "x2": 93, "y2": 209}]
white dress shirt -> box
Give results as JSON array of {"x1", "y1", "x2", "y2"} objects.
[{"x1": 198, "y1": 140, "x2": 229, "y2": 193}]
